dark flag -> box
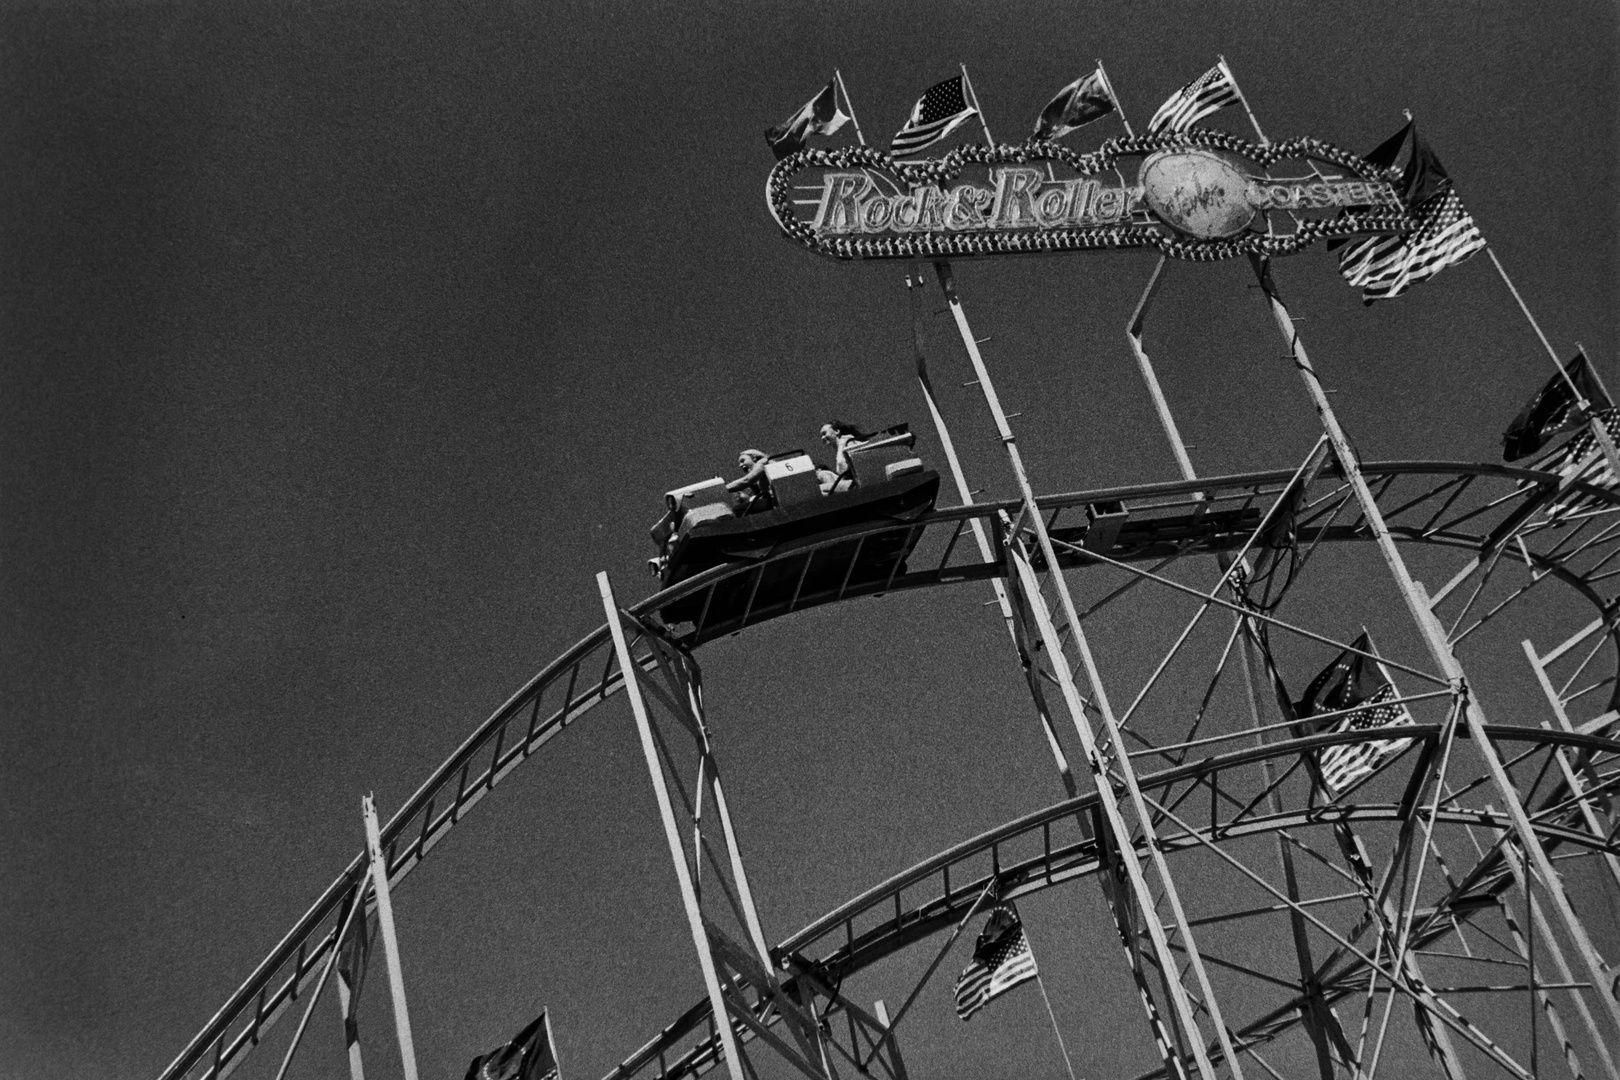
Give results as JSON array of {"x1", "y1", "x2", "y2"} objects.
[
  {"x1": 891, "y1": 75, "x2": 977, "y2": 159},
  {"x1": 465, "y1": 1011, "x2": 562, "y2": 1080},
  {"x1": 1503, "y1": 351, "x2": 1611, "y2": 461},
  {"x1": 1146, "y1": 62, "x2": 1239, "y2": 135},
  {"x1": 1337, "y1": 125, "x2": 1485, "y2": 302},
  {"x1": 1296, "y1": 633, "x2": 1413, "y2": 791},
  {"x1": 1032, "y1": 68, "x2": 1114, "y2": 140},
  {"x1": 765, "y1": 80, "x2": 851, "y2": 161},
  {"x1": 953, "y1": 905, "x2": 1039, "y2": 1021}
]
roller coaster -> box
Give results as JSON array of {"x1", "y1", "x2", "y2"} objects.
[
  {"x1": 158, "y1": 451, "x2": 1620, "y2": 1080},
  {"x1": 153, "y1": 91, "x2": 1620, "y2": 1080}
]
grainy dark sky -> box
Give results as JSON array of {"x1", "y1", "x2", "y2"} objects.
[{"x1": 3, "y1": 3, "x2": 1617, "y2": 1080}]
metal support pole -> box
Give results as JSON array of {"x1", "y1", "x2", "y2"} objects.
[
  {"x1": 938, "y1": 259, "x2": 1245, "y2": 1080},
  {"x1": 598, "y1": 572, "x2": 749, "y2": 1080},
  {"x1": 871, "y1": 1001, "x2": 908, "y2": 1080},
  {"x1": 1522, "y1": 638, "x2": 1620, "y2": 893},
  {"x1": 1237, "y1": 633, "x2": 1352, "y2": 1080},
  {"x1": 361, "y1": 795, "x2": 419, "y2": 1080},
  {"x1": 906, "y1": 268, "x2": 1017, "y2": 643},
  {"x1": 1125, "y1": 245, "x2": 1359, "y2": 1078},
  {"x1": 1249, "y1": 254, "x2": 1620, "y2": 1045},
  {"x1": 1125, "y1": 256, "x2": 1200, "y2": 485},
  {"x1": 911, "y1": 265, "x2": 1180, "y2": 1074},
  {"x1": 1498, "y1": 833, "x2": 1620, "y2": 1080}
]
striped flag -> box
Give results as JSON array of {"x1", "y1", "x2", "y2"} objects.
[
  {"x1": 1147, "y1": 62, "x2": 1240, "y2": 135},
  {"x1": 891, "y1": 75, "x2": 977, "y2": 159},
  {"x1": 953, "y1": 906, "x2": 1038, "y2": 1021},
  {"x1": 1539, "y1": 407, "x2": 1620, "y2": 519},
  {"x1": 1337, "y1": 124, "x2": 1485, "y2": 302},
  {"x1": 1353, "y1": 187, "x2": 1486, "y2": 303},
  {"x1": 1296, "y1": 633, "x2": 1413, "y2": 792},
  {"x1": 1318, "y1": 682, "x2": 1414, "y2": 792}
]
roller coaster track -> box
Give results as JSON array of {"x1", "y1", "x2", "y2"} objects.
[
  {"x1": 157, "y1": 460, "x2": 1620, "y2": 1080},
  {"x1": 604, "y1": 722, "x2": 1620, "y2": 1080}
]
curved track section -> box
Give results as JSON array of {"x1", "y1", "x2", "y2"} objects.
[
  {"x1": 605, "y1": 723, "x2": 1620, "y2": 1080},
  {"x1": 158, "y1": 461, "x2": 1620, "y2": 1080}
]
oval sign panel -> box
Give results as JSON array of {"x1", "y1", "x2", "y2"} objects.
[{"x1": 1139, "y1": 148, "x2": 1257, "y2": 240}]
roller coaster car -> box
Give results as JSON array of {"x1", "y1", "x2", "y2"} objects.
[
  {"x1": 1046, "y1": 502, "x2": 1266, "y2": 563},
  {"x1": 651, "y1": 426, "x2": 940, "y2": 627}
]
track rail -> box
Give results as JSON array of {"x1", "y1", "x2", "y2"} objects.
[
  {"x1": 156, "y1": 461, "x2": 1620, "y2": 1080},
  {"x1": 605, "y1": 723, "x2": 1620, "y2": 1080}
]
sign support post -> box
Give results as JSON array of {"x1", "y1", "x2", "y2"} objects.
[{"x1": 935, "y1": 259, "x2": 1246, "y2": 1080}]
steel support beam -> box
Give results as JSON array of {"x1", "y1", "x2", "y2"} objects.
[
  {"x1": 1250, "y1": 255, "x2": 1620, "y2": 1046},
  {"x1": 938, "y1": 257, "x2": 1244, "y2": 1079}
]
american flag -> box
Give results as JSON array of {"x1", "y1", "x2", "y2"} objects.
[
  {"x1": 953, "y1": 905, "x2": 1039, "y2": 1021},
  {"x1": 891, "y1": 75, "x2": 977, "y2": 159},
  {"x1": 1318, "y1": 681, "x2": 1414, "y2": 792},
  {"x1": 1296, "y1": 633, "x2": 1414, "y2": 792},
  {"x1": 1146, "y1": 63, "x2": 1240, "y2": 135},
  {"x1": 1339, "y1": 186, "x2": 1486, "y2": 303},
  {"x1": 1538, "y1": 407, "x2": 1620, "y2": 519}
]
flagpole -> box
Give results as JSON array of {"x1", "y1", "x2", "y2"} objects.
[
  {"x1": 1217, "y1": 56, "x2": 1268, "y2": 147},
  {"x1": 1575, "y1": 342, "x2": 1614, "y2": 403},
  {"x1": 959, "y1": 63, "x2": 994, "y2": 145},
  {"x1": 362, "y1": 794, "x2": 421, "y2": 1080},
  {"x1": 1487, "y1": 246, "x2": 1620, "y2": 476},
  {"x1": 833, "y1": 68, "x2": 867, "y2": 147},
  {"x1": 1095, "y1": 60, "x2": 1135, "y2": 137}
]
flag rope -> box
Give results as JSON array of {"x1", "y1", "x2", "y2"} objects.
[{"x1": 1034, "y1": 967, "x2": 1081, "y2": 1080}]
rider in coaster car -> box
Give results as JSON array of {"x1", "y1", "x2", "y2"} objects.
[
  {"x1": 818, "y1": 420, "x2": 873, "y2": 495},
  {"x1": 727, "y1": 448, "x2": 773, "y2": 514}
]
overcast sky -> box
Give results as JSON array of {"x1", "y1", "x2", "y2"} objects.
[{"x1": 3, "y1": 3, "x2": 1617, "y2": 1080}]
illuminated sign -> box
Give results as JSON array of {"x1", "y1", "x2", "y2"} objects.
[{"x1": 767, "y1": 132, "x2": 1414, "y2": 261}]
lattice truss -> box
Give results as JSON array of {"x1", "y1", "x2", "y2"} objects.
[
  {"x1": 157, "y1": 441, "x2": 1620, "y2": 1080},
  {"x1": 599, "y1": 439, "x2": 1620, "y2": 1080}
]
